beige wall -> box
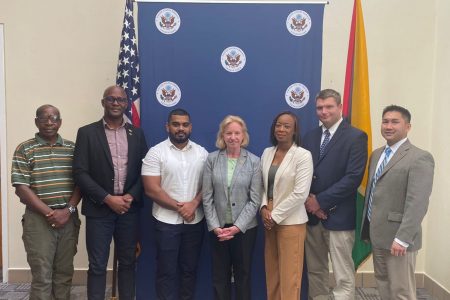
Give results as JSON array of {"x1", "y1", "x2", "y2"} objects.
[
  {"x1": 0, "y1": 0, "x2": 126, "y2": 274},
  {"x1": 323, "y1": 0, "x2": 436, "y2": 275},
  {"x1": 426, "y1": 0, "x2": 450, "y2": 290},
  {"x1": 0, "y1": 0, "x2": 448, "y2": 291}
]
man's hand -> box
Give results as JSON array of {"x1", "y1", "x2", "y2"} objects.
[
  {"x1": 46, "y1": 209, "x2": 70, "y2": 228},
  {"x1": 104, "y1": 195, "x2": 131, "y2": 215},
  {"x1": 305, "y1": 194, "x2": 321, "y2": 214},
  {"x1": 391, "y1": 241, "x2": 407, "y2": 256},
  {"x1": 315, "y1": 209, "x2": 328, "y2": 220},
  {"x1": 261, "y1": 206, "x2": 275, "y2": 230},
  {"x1": 177, "y1": 201, "x2": 197, "y2": 222},
  {"x1": 123, "y1": 193, "x2": 134, "y2": 204}
]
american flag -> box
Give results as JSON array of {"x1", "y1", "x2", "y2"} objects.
[{"x1": 116, "y1": 0, "x2": 141, "y2": 127}]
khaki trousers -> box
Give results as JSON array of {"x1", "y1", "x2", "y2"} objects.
[
  {"x1": 22, "y1": 208, "x2": 80, "y2": 300},
  {"x1": 373, "y1": 247, "x2": 417, "y2": 300},
  {"x1": 305, "y1": 222, "x2": 355, "y2": 300},
  {"x1": 264, "y1": 201, "x2": 306, "y2": 300}
]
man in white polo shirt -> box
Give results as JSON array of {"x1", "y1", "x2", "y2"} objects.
[{"x1": 142, "y1": 108, "x2": 208, "y2": 300}]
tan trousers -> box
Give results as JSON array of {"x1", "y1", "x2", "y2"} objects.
[
  {"x1": 264, "y1": 201, "x2": 306, "y2": 300},
  {"x1": 373, "y1": 247, "x2": 417, "y2": 300},
  {"x1": 305, "y1": 222, "x2": 355, "y2": 300}
]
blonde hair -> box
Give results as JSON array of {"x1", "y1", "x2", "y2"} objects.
[{"x1": 215, "y1": 115, "x2": 250, "y2": 149}]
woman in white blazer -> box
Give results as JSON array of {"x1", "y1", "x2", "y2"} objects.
[
  {"x1": 203, "y1": 115, "x2": 262, "y2": 300},
  {"x1": 260, "y1": 111, "x2": 313, "y2": 300}
]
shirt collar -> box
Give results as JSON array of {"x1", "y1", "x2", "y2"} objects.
[
  {"x1": 35, "y1": 133, "x2": 63, "y2": 146},
  {"x1": 322, "y1": 117, "x2": 343, "y2": 136},
  {"x1": 167, "y1": 137, "x2": 192, "y2": 152},
  {"x1": 385, "y1": 137, "x2": 407, "y2": 154},
  {"x1": 103, "y1": 118, "x2": 126, "y2": 130}
]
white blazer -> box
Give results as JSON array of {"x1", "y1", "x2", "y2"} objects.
[{"x1": 260, "y1": 144, "x2": 313, "y2": 225}]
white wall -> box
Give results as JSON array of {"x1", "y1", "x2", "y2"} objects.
[{"x1": 0, "y1": 0, "x2": 448, "y2": 291}]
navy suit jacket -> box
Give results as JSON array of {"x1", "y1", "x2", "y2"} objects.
[
  {"x1": 73, "y1": 120, "x2": 148, "y2": 217},
  {"x1": 302, "y1": 120, "x2": 367, "y2": 230}
]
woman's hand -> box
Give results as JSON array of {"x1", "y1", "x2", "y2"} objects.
[
  {"x1": 214, "y1": 226, "x2": 240, "y2": 241},
  {"x1": 261, "y1": 206, "x2": 275, "y2": 230},
  {"x1": 213, "y1": 227, "x2": 224, "y2": 236}
]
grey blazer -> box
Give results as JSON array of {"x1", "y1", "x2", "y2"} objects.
[
  {"x1": 361, "y1": 140, "x2": 434, "y2": 251},
  {"x1": 202, "y1": 148, "x2": 262, "y2": 233}
]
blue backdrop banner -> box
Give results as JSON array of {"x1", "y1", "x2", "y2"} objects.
[{"x1": 137, "y1": 2, "x2": 324, "y2": 299}]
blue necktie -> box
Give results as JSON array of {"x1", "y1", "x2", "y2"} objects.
[
  {"x1": 319, "y1": 129, "x2": 331, "y2": 158},
  {"x1": 367, "y1": 147, "x2": 392, "y2": 221}
]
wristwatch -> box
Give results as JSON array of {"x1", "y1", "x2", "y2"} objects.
[{"x1": 68, "y1": 205, "x2": 77, "y2": 214}]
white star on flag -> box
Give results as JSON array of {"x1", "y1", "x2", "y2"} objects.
[{"x1": 116, "y1": 0, "x2": 141, "y2": 127}]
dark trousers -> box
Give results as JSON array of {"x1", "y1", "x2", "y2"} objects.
[
  {"x1": 86, "y1": 212, "x2": 139, "y2": 300},
  {"x1": 209, "y1": 226, "x2": 257, "y2": 300},
  {"x1": 154, "y1": 218, "x2": 205, "y2": 300}
]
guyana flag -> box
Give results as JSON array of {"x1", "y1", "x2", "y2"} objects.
[{"x1": 342, "y1": 0, "x2": 373, "y2": 269}]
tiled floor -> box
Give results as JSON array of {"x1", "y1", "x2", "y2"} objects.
[
  {"x1": 0, "y1": 284, "x2": 436, "y2": 300},
  {"x1": 0, "y1": 283, "x2": 112, "y2": 300},
  {"x1": 356, "y1": 287, "x2": 435, "y2": 300}
]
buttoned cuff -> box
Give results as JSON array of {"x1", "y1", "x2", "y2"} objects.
[{"x1": 394, "y1": 238, "x2": 409, "y2": 248}]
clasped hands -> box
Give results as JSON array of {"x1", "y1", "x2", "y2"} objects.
[
  {"x1": 177, "y1": 201, "x2": 197, "y2": 223},
  {"x1": 104, "y1": 193, "x2": 133, "y2": 215},
  {"x1": 305, "y1": 194, "x2": 327, "y2": 220},
  {"x1": 213, "y1": 226, "x2": 240, "y2": 242},
  {"x1": 46, "y1": 208, "x2": 70, "y2": 229},
  {"x1": 261, "y1": 206, "x2": 275, "y2": 230}
]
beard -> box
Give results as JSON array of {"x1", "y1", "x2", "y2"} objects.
[{"x1": 169, "y1": 130, "x2": 190, "y2": 145}]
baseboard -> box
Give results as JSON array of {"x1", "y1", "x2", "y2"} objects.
[
  {"x1": 342, "y1": 272, "x2": 449, "y2": 299},
  {"x1": 352, "y1": 272, "x2": 425, "y2": 288},
  {"x1": 423, "y1": 274, "x2": 450, "y2": 300}
]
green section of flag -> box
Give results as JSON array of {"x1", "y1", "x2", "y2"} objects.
[{"x1": 352, "y1": 191, "x2": 371, "y2": 269}]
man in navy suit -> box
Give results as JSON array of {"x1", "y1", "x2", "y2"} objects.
[
  {"x1": 73, "y1": 85, "x2": 148, "y2": 300},
  {"x1": 302, "y1": 89, "x2": 368, "y2": 300}
]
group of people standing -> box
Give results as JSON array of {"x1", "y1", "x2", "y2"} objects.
[{"x1": 11, "y1": 85, "x2": 434, "y2": 300}]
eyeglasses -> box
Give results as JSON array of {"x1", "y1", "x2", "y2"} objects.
[
  {"x1": 103, "y1": 96, "x2": 128, "y2": 104},
  {"x1": 36, "y1": 115, "x2": 61, "y2": 124}
]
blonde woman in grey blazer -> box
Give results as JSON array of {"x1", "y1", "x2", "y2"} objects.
[
  {"x1": 202, "y1": 115, "x2": 262, "y2": 300},
  {"x1": 260, "y1": 112, "x2": 313, "y2": 300}
]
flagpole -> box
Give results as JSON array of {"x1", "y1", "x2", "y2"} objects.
[
  {"x1": 110, "y1": 248, "x2": 118, "y2": 300},
  {"x1": 112, "y1": 0, "x2": 142, "y2": 296}
]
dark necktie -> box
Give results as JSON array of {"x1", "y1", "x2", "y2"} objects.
[{"x1": 319, "y1": 129, "x2": 331, "y2": 158}]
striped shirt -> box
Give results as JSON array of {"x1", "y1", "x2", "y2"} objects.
[{"x1": 11, "y1": 133, "x2": 75, "y2": 208}]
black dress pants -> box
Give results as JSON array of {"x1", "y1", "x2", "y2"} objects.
[
  {"x1": 86, "y1": 212, "x2": 139, "y2": 300},
  {"x1": 209, "y1": 226, "x2": 257, "y2": 300}
]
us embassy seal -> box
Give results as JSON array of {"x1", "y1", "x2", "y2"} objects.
[
  {"x1": 286, "y1": 10, "x2": 311, "y2": 36},
  {"x1": 285, "y1": 83, "x2": 309, "y2": 109},
  {"x1": 156, "y1": 81, "x2": 181, "y2": 107},
  {"x1": 155, "y1": 8, "x2": 180, "y2": 35},
  {"x1": 221, "y1": 46, "x2": 246, "y2": 73}
]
